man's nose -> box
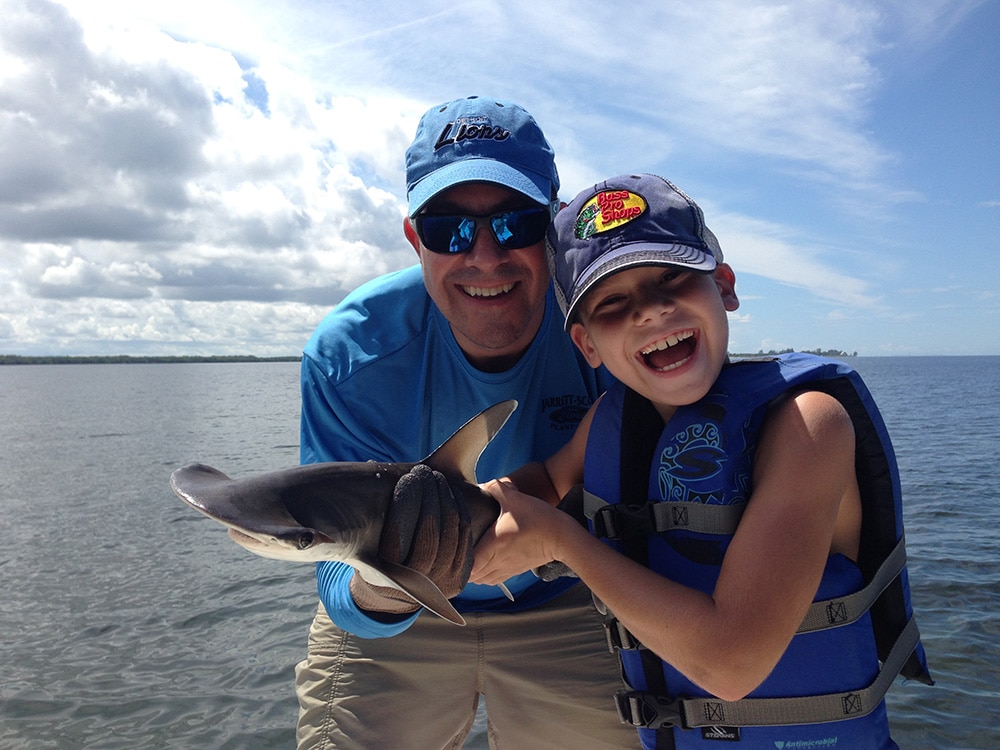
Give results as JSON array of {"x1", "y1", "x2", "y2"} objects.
[{"x1": 464, "y1": 225, "x2": 507, "y2": 269}]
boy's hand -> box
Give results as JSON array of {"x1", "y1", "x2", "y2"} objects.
[
  {"x1": 532, "y1": 485, "x2": 587, "y2": 580},
  {"x1": 472, "y1": 479, "x2": 573, "y2": 586},
  {"x1": 350, "y1": 464, "x2": 473, "y2": 616}
]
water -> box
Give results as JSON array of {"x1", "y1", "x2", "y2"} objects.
[
  {"x1": 0, "y1": 363, "x2": 309, "y2": 749},
  {"x1": 1, "y1": 358, "x2": 998, "y2": 748}
]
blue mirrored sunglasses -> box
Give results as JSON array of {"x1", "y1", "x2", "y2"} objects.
[{"x1": 415, "y1": 205, "x2": 552, "y2": 255}]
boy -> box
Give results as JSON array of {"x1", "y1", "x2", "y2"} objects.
[{"x1": 471, "y1": 173, "x2": 931, "y2": 749}]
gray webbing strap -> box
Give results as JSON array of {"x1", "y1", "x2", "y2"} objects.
[
  {"x1": 588, "y1": 487, "x2": 909, "y2": 643},
  {"x1": 590, "y1": 491, "x2": 922, "y2": 729},
  {"x1": 797, "y1": 536, "x2": 908, "y2": 633},
  {"x1": 603, "y1": 538, "x2": 907, "y2": 651},
  {"x1": 657, "y1": 616, "x2": 921, "y2": 729},
  {"x1": 584, "y1": 490, "x2": 746, "y2": 537}
]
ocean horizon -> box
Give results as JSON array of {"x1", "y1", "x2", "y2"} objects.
[{"x1": 1, "y1": 356, "x2": 997, "y2": 748}]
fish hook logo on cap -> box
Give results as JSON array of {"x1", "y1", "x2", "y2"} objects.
[
  {"x1": 574, "y1": 189, "x2": 648, "y2": 240},
  {"x1": 405, "y1": 96, "x2": 560, "y2": 217},
  {"x1": 547, "y1": 173, "x2": 723, "y2": 331}
]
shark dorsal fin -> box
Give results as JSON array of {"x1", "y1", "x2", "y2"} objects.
[{"x1": 422, "y1": 400, "x2": 517, "y2": 483}]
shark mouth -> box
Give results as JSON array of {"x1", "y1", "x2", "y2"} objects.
[
  {"x1": 640, "y1": 331, "x2": 696, "y2": 372},
  {"x1": 228, "y1": 528, "x2": 262, "y2": 545},
  {"x1": 226, "y1": 526, "x2": 316, "y2": 551},
  {"x1": 461, "y1": 282, "x2": 516, "y2": 298}
]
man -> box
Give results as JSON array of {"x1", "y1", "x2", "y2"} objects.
[{"x1": 294, "y1": 96, "x2": 636, "y2": 749}]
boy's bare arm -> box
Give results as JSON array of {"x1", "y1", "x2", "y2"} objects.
[
  {"x1": 488, "y1": 399, "x2": 597, "y2": 504},
  {"x1": 475, "y1": 390, "x2": 860, "y2": 702}
]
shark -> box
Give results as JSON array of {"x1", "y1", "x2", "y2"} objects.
[{"x1": 170, "y1": 400, "x2": 517, "y2": 626}]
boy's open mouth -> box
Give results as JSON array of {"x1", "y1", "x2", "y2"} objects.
[{"x1": 640, "y1": 331, "x2": 696, "y2": 372}]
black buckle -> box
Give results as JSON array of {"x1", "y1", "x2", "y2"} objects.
[
  {"x1": 592, "y1": 503, "x2": 655, "y2": 541},
  {"x1": 615, "y1": 690, "x2": 686, "y2": 729},
  {"x1": 603, "y1": 616, "x2": 641, "y2": 652}
]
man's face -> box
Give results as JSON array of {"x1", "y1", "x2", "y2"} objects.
[{"x1": 405, "y1": 182, "x2": 551, "y2": 372}]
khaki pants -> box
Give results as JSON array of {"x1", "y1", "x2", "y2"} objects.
[{"x1": 295, "y1": 584, "x2": 638, "y2": 749}]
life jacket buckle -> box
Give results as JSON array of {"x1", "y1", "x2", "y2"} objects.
[
  {"x1": 604, "y1": 615, "x2": 641, "y2": 652},
  {"x1": 615, "y1": 690, "x2": 686, "y2": 729},
  {"x1": 592, "y1": 502, "x2": 654, "y2": 540}
]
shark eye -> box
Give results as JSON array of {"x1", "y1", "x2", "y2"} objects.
[{"x1": 297, "y1": 532, "x2": 314, "y2": 550}]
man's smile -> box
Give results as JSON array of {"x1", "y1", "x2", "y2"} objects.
[{"x1": 460, "y1": 282, "x2": 517, "y2": 298}]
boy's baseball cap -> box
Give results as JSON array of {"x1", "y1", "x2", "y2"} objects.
[
  {"x1": 547, "y1": 173, "x2": 723, "y2": 330},
  {"x1": 405, "y1": 96, "x2": 559, "y2": 217}
]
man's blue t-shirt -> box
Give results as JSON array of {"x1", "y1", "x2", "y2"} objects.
[{"x1": 301, "y1": 264, "x2": 612, "y2": 638}]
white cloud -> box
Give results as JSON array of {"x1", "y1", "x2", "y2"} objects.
[
  {"x1": 0, "y1": 0, "x2": 991, "y2": 355},
  {"x1": 1, "y1": 0, "x2": 415, "y2": 301},
  {"x1": 711, "y1": 212, "x2": 878, "y2": 309}
]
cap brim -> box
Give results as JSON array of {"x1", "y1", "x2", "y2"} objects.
[
  {"x1": 564, "y1": 243, "x2": 717, "y2": 331},
  {"x1": 408, "y1": 159, "x2": 551, "y2": 216}
]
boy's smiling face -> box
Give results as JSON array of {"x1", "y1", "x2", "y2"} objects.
[{"x1": 570, "y1": 263, "x2": 739, "y2": 421}]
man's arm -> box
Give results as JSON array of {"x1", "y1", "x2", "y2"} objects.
[{"x1": 301, "y1": 354, "x2": 422, "y2": 637}]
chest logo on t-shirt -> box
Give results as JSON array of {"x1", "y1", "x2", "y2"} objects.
[{"x1": 541, "y1": 394, "x2": 593, "y2": 431}]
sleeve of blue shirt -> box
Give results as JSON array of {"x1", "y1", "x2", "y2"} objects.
[{"x1": 301, "y1": 353, "x2": 421, "y2": 639}]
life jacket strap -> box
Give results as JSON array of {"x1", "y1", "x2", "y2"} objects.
[
  {"x1": 593, "y1": 503, "x2": 910, "y2": 651},
  {"x1": 604, "y1": 613, "x2": 642, "y2": 652},
  {"x1": 585, "y1": 489, "x2": 746, "y2": 538},
  {"x1": 797, "y1": 536, "x2": 908, "y2": 633},
  {"x1": 615, "y1": 616, "x2": 922, "y2": 730}
]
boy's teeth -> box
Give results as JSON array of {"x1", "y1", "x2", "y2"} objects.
[
  {"x1": 641, "y1": 330, "x2": 693, "y2": 355},
  {"x1": 641, "y1": 330, "x2": 695, "y2": 373},
  {"x1": 462, "y1": 283, "x2": 515, "y2": 297}
]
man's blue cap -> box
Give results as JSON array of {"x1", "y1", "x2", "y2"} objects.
[
  {"x1": 547, "y1": 173, "x2": 723, "y2": 331},
  {"x1": 405, "y1": 96, "x2": 559, "y2": 217}
]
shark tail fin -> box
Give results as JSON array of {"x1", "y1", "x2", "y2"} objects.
[{"x1": 422, "y1": 400, "x2": 517, "y2": 483}]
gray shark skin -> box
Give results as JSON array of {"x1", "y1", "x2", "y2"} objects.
[{"x1": 170, "y1": 400, "x2": 517, "y2": 626}]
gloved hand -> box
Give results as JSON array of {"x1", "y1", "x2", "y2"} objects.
[{"x1": 350, "y1": 464, "x2": 474, "y2": 616}]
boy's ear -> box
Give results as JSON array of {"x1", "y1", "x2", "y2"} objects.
[
  {"x1": 570, "y1": 322, "x2": 604, "y2": 368},
  {"x1": 714, "y1": 263, "x2": 740, "y2": 312}
]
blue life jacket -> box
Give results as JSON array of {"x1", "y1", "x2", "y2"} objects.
[{"x1": 583, "y1": 353, "x2": 932, "y2": 749}]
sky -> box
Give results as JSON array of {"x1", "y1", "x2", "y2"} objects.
[{"x1": 1, "y1": 0, "x2": 997, "y2": 357}]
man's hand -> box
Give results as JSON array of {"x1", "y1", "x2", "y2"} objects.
[{"x1": 350, "y1": 464, "x2": 473, "y2": 616}]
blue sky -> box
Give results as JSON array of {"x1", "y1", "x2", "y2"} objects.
[{"x1": 1, "y1": 0, "x2": 997, "y2": 356}]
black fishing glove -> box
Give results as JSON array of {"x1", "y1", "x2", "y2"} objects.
[{"x1": 350, "y1": 464, "x2": 474, "y2": 617}]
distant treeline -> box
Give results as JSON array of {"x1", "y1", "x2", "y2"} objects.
[
  {"x1": 733, "y1": 348, "x2": 858, "y2": 358},
  {"x1": 0, "y1": 354, "x2": 301, "y2": 365},
  {"x1": 2, "y1": 349, "x2": 856, "y2": 365}
]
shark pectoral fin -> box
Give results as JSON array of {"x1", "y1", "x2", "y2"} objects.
[{"x1": 377, "y1": 559, "x2": 467, "y2": 627}]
